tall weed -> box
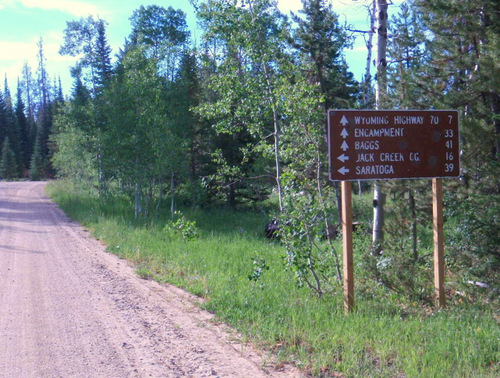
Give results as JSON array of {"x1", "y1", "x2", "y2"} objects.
[{"x1": 47, "y1": 181, "x2": 499, "y2": 377}]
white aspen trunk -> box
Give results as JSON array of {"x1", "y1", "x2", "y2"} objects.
[
  {"x1": 372, "y1": 0, "x2": 389, "y2": 255},
  {"x1": 364, "y1": 0, "x2": 376, "y2": 106},
  {"x1": 170, "y1": 171, "x2": 175, "y2": 217},
  {"x1": 135, "y1": 182, "x2": 142, "y2": 219},
  {"x1": 272, "y1": 108, "x2": 284, "y2": 214},
  {"x1": 360, "y1": 1, "x2": 377, "y2": 198},
  {"x1": 372, "y1": 182, "x2": 386, "y2": 255},
  {"x1": 248, "y1": 0, "x2": 284, "y2": 214},
  {"x1": 134, "y1": 156, "x2": 142, "y2": 219},
  {"x1": 375, "y1": 0, "x2": 388, "y2": 107}
]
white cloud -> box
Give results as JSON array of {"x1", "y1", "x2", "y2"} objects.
[
  {"x1": 276, "y1": 0, "x2": 302, "y2": 13},
  {"x1": 0, "y1": 41, "x2": 35, "y2": 61},
  {"x1": 277, "y1": 0, "x2": 373, "y2": 14},
  {"x1": 16, "y1": 0, "x2": 100, "y2": 17},
  {"x1": 0, "y1": 38, "x2": 77, "y2": 93}
]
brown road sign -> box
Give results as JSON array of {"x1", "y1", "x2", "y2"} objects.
[{"x1": 328, "y1": 109, "x2": 460, "y2": 181}]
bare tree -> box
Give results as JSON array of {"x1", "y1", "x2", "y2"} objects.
[{"x1": 372, "y1": 0, "x2": 388, "y2": 255}]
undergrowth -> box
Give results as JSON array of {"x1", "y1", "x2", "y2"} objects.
[{"x1": 47, "y1": 181, "x2": 499, "y2": 377}]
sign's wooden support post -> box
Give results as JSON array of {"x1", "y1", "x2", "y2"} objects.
[
  {"x1": 341, "y1": 181, "x2": 354, "y2": 314},
  {"x1": 432, "y1": 178, "x2": 446, "y2": 307}
]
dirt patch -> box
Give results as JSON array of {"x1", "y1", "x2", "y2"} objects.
[{"x1": 0, "y1": 182, "x2": 299, "y2": 377}]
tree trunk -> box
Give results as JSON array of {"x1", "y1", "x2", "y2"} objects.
[
  {"x1": 491, "y1": 93, "x2": 500, "y2": 161},
  {"x1": 170, "y1": 171, "x2": 175, "y2": 217},
  {"x1": 372, "y1": 182, "x2": 386, "y2": 255},
  {"x1": 134, "y1": 157, "x2": 142, "y2": 219},
  {"x1": 248, "y1": 1, "x2": 284, "y2": 214},
  {"x1": 363, "y1": 0, "x2": 376, "y2": 106},
  {"x1": 272, "y1": 108, "x2": 284, "y2": 214},
  {"x1": 372, "y1": 0, "x2": 389, "y2": 255},
  {"x1": 409, "y1": 190, "x2": 418, "y2": 260},
  {"x1": 359, "y1": 1, "x2": 376, "y2": 200},
  {"x1": 227, "y1": 183, "x2": 236, "y2": 208},
  {"x1": 375, "y1": 0, "x2": 388, "y2": 107},
  {"x1": 155, "y1": 175, "x2": 162, "y2": 216},
  {"x1": 135, "y1": 182, "x2": 142, "y2": 219}
]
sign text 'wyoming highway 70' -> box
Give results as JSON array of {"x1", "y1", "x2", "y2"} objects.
[{"x1": 328, "y1": 109, "x2": 460, "y2": 181}]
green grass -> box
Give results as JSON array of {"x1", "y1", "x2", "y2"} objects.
[{"x1": 46, "y1": 181, "x2": 499, "y2": 377}]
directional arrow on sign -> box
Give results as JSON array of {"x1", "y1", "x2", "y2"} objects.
[
  {"x1": 337, "y1": 154, "x2": 349, "y2": 163},
  {"x1": 340, "y1": 115, "x2": 348, "y2": 126},
  {"x1": 341, "y1": 128, "x2": 348, "y2": 139},
  {"x1": 338, "y1": 167, "x2": 350, "y2": 175},
  {"x1": 341, "y1": 141, "x2": 349, "y2": 151}
]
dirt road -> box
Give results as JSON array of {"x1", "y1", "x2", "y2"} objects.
[{"x1": 0, "y1": 182, "x2": 296, "y2": 377}]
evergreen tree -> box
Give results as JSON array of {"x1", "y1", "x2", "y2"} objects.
[
  {"x1": 4, "y1": 77, "x2": 23, "y2": 176},
  {"x1": 381, "y1": 2, "x2": 431, "y2": 264},
  {"x1": 21, "y1": 62, "x2": 37, "y2": 151},
  {"x1": 29, "y1": 133, "x2": 44, "y2": 181},
  {"x1": 291, "y1": 0, "x2": 359, "y2": 222},
  {"x1": 16, "y1": 79, "x2": 31, "y2": 171},
  {"x1": 60, "y1": 17, "x2": 114, "y2": 192},
  {"x1": 35, "y1": 37, "x2": 54, "y2": 176},
  {"x1": 0, "y1": 89, "x2": 7, "y2": 154},
  {"x1": 36, "y1": 38, "x2": 51, "y2": 110},
  {"x1": 60, "y1": 16, "x2": 112, "y2": 96},
  {"x1": 51, "y1": 69, "x2": 95, "y2": 184},
  {"x1": 292, "y1": 0, "x2": 358, "y2": 112},
  {"x1": 0, "y1": 84, "x2": 22, "y2": 177},
  {"x1": 170, "y1": 51, "x2": 214, "y2": 195},
  {"x1": 0, "y1": 137, "x2": 18, "y2": 179},
  {"x1": 387, "y1": 1, "x2": 427, "y2": 108},
  {"x1": 415, "y1": 0, "x2": 499, "y2": 177},
  {"x1": 413, "y1": 0, "x2": 500, "y2": 286},
  {"x1": 94, "y1": 19, "x2": 113, "y2": 90}
]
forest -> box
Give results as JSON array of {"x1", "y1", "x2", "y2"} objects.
[
  {"x1": 1, "y1": 0, "x2": 499, "y2": 317},
  {"x1": 1, "y1": 0, "x2": 499, "y2": 374}
]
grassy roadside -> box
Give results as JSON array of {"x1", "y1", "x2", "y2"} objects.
[{"x1": 47, "y1": 181, "x2": 499, "y2": 377}]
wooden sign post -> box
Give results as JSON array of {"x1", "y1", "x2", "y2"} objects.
[
  {"x1": 432, "y1": 178, "x2": 446, "y2": 307},
  {"x1": 328, "y1": 110, "x2": 460, "y2": 311},
  {"x1": 341, "y1": 181, "x2": 354, "y2": 313}
]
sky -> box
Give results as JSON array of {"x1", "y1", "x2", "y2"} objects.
[{"x1": 0, "y1": 0, "x2": 404, "y2": 96}]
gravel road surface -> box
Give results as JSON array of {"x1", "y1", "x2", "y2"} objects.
[{"x1": 0, "y1": 182, "x2": 297, "y2": 378}]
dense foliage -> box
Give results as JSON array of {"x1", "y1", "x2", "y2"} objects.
[
  {"x1": 2, "y1": 0, "x2": 498, "y2": 303},
  {"x1": 0, "y1": 38, "x2": 61, "y2": 180}
]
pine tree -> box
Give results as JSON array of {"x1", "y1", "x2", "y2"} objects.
[
  {"x1": 35, "y1": 37, "x2": 54, "y2": 176},
  {"x1": 292, "y1": 0, "x2": 358, "y2": 111},
  {"x1": 382, "y1": 2, "x2": 431, "y2": 261},
  {"x1": 413, "y1": 0, "x2": 500, "y2": 285},
  {"x1": 170, "y1": 51, "x2": 208, "y2": 184},
  {"x1": 0, "y1": 89, "x2": 7, "y2": 153},
  {"x1": 29, "y1": 133, "x2": 44, "y2": 181},
  {"x1": 387, "y1": 1, "x2": 427, "y2": 108},
  {"x1": 0, "y1": 137, "x2": 18, "y2": 179},
  {"x1": 4, "y1": 76, "x2": 23, "y2": 176},
  {"x1": 94, "y1": 19, "x2": 113, "y2": 91},
  {"x1": 0, "y1": 84, "x2": 23, "y2": 177},
  {"x1": 21, "y1": 62, "x2": 37, "y2": 152},
  {"x1": 17, "y1": 80, "x2": 31, "y2": 171},
  {"x1": 36, "y1": 38, "x2": 50, "y2": 110}
]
